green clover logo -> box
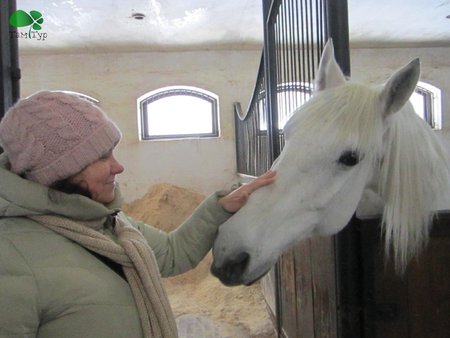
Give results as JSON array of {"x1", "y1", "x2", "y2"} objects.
[{"x1": 9, "y1": 10, "x2": 44, "y2": 30}]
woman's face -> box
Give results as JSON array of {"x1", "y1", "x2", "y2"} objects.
[{"x1": 69, "y1": 150, "x2": 124, "y2": 204}]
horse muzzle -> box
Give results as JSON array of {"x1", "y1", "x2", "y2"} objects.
[
  {"x1": 210, "y1": 252, "x2": 250, "y2": 286},
  {"x1": 210, "y1": 251, "x2": 272, "y2": 286}
]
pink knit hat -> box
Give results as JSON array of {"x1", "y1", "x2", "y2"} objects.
[{"x1": 0, "y1": 90, "x2": 122, "y2": 186}]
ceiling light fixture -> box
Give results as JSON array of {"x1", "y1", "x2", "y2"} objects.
[{"x1": 132, "y1": 12, "x2": 146, "y2": 20}]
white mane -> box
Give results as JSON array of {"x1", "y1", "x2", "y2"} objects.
[{"x1": 379, "y1": 102, "x2": 450, "y2": 272}]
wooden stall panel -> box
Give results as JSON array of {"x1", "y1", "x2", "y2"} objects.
[
  {"x1": 310, "y1": 236, "x2": 337, "y2": 338},
  {"x1": 293, "y1": 240, "x2": 315, "y2": 338},
  {"x1": 278, "y1": 236, "x2": 337, "y2": 338},
  {"x1": 361, "y1": 217, "x2": 450, "y2": 338}
]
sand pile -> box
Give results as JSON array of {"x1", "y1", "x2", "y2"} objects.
[
  {"x1": 123, "y1": 183, "x2": 205, "y2": 232},
  {"x1": 123, "y1": 183, "x2": 275, "y2": 337}
]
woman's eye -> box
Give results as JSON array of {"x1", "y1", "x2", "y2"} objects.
[{"x1": 338, "y1": 150, "x2": 360, "y2": 167}]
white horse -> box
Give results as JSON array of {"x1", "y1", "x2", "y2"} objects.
[{"x1": 211, "y1": 40, "x2": 450, "y2": 286}]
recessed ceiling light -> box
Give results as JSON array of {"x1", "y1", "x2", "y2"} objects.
[{"x1": 132, "y1": 12, "x2": 146, "y2": 20}]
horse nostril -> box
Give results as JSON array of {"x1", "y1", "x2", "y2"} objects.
[{"x1": 211, "y1": 252, "x2": 250, "y2": 286}]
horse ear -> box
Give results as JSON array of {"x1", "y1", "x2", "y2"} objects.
[
  {"x1": 379, "y1": 58, "x2": 420, "y2": 117},
  {"x1": 315, "y1": 39, "x2": 346, "y2": 92}
]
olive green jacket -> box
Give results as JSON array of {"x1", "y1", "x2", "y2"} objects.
[{"x1": 0, "y1": 154, "x2": 232, "y2": 338}]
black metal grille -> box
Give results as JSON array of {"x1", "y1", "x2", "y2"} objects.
[
  {"x1": 235, "y1": 0, "x2": 328, "y2": 176},
  {"x1": 234, "y1": 55, "x2": 270, "y2": 176}
]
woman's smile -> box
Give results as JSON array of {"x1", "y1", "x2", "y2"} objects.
[{"x1": 68, "y1": 151, "x2": 125, "y2": 204}]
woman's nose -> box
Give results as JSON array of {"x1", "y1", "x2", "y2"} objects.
[{"x1": 111, "y1": 157, "x2": 125, "y2": 174}]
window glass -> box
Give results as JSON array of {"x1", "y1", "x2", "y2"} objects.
[
  {"x1": 410, "y1": 81, "x2": 442, "y2": 130},
  {"x1": 259, "y1": 82, "x2": 312, "y2": 131},
  {"x1": 138, "y1": 86, "x2": 219, "y2": 140}
]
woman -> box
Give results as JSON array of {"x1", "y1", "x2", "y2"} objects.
[{"x1": 0, "y1": 90, "x2": 276, "y2": 338}]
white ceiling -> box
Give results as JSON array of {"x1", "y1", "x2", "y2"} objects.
[{"x1": 16, "y1": 0, "x2": 450, "y2": 53}]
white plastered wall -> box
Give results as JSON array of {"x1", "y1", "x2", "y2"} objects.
[
  {"x1": 19, "y1": 46, "x2": 450, "y2": 202},
  {"x1": 19, "y1": 48, "x2": 262, "y2": 202}
]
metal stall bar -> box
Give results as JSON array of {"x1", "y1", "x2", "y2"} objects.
[{"x1": 0, "y1": 0, "x2": 20, "y2": 119}]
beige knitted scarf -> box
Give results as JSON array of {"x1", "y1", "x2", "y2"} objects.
[{"x1": 29, "y1": 213, "x2": 178, "y2": 338}]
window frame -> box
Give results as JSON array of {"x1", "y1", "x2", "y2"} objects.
[
  {"x1": 137, "y1": 86, "x2": 219, "y2": 141},
  {"x1": 411, "y1": 81, "x2": 442, "y2": 130},
  {"x1": 258, "y1": 81, "x2": 312, "y2": 132}
]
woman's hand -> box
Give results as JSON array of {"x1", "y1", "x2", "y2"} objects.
[{"x1": 218, "y1": 170, "x2": 277, "y2": 213}]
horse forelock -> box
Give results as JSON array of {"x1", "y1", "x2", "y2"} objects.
[
  {"x1": 379, "y1": 103, "x2": 450, "y2": 273},
  {"x1": 285, "y1": 83, "x2": 384, "y2": 162}
]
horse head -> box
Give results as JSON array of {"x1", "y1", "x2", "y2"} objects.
[{"x1": 210, "y1": 39, "x2": 439, "y2": 286}]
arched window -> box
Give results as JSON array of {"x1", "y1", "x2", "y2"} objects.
[
  {"x1": 137, "y1": 86, "x2": 219, "y2": 140},
  {"x1": 258, "y1": 82, "x2": 312, "y2": 131},
  {"x1": 410, "y1": 82, "x2": 442, "y2": 130}
]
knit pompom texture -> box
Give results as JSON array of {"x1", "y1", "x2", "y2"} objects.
[{"x1": 0, "y1": 90, "x2": 122, "y2": 186}]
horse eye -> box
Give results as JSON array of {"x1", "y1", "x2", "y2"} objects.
[{"x1": 338, "y1": 150, "x2": 360, "y2": 167}]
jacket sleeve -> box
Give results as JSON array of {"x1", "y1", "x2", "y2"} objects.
[
  {"x1": 0, "y1": 236, "x2": 39, "y2": 337},
  {"x1": 122, "y1": 192, "x2": 233, "y2": 277}
]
